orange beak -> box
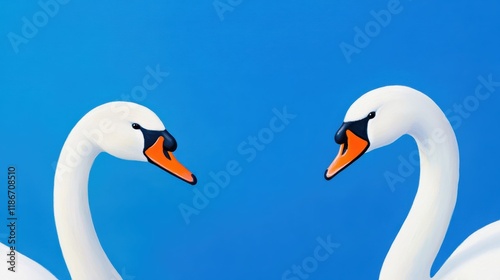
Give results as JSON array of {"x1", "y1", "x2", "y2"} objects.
[
  {"x1": 325, "y1": 130, "x2": 369, "y2": 180},
  {"x1": 144, "y1": 136, "x2": 197, "y2": 185}
]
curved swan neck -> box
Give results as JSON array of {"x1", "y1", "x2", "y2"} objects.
[
  {"x1": 380, "y1": 100, "x2": 460, "y2": 280},
  {"x1": 54, "y1": 119, "x2": 122, "y2": 280}
]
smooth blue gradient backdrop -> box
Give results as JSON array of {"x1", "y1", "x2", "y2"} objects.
[{"x1": 1, "y1": 1, "x2": 499, "y2": 279}]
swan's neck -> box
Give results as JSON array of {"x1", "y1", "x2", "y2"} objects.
[
  {"x1": 54, "y1": 122, "x2": 122, "y2": 280},
  {"x1": 380, "y1": 110, "x2": 459, "y2": 280}
]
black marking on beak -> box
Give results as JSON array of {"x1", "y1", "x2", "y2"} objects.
[
  {"x1": 140, "y1": 127, "x2": 178, "y2": 152},
  {"x1": 335, "y1": 115, "x2": 371, "y2": 146}
]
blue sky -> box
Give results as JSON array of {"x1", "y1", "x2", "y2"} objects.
[{"x1": 1, "y1": 0, "x2": 499, "y2": 279}]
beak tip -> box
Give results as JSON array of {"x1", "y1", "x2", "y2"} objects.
[
  {"x1": 189, "y1": 174, "x2": 198, "y2": 185},
  {"x1": 324, "y1": 170, "x2": 333, "y2": 181}
]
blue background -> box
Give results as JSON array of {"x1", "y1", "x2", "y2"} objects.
[{"x1": 1, "y1": 0, "x2": 499, "y2": 279}]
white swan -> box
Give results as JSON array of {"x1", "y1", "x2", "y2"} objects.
[
  {"x1": 324, "y1": 86, "x2": 500, "y2": 280},
  {"x1": 0, "y1": 102, "x2": 196, "y2": 279}
]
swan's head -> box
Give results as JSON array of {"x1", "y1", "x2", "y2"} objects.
[
  {"x1": 83, "y1": 101, "x2": 197, "y2": 185},
  {"x1": 324, "y1": 86, "x2": 428, "y2": 180}
]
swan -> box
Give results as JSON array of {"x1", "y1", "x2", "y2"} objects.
[
  {"x1": 324, "y1": 86, "x2": 500, "y2": 280},
  {"x1": 0, "y1": 101, "x2": 197, "y2": 280}
]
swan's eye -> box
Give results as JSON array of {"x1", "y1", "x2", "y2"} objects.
[
  {"x1": 132, "y1": 123, "x2": 141, "y2": 130},
  {"x1": 368, "y1": 112, "x2": 376, "y2": 119}
]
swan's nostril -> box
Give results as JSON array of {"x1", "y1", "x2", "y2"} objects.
[{"x1": 341, "y1": 142, "x2": 348, "y2": 155}]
